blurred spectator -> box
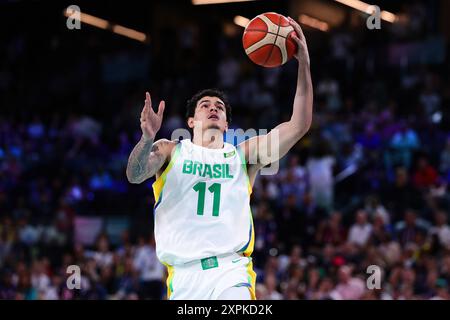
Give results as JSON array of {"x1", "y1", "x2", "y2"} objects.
[
  {"x1": 132, "y1": 235, "x2": 164, "y2": 300},
  {"x1": 306, "y1": 142, "x2": 335, "y2": 210},
  {"x1": 412, "y1": 156, "x2": 439, "y2": 191},
  {"x1": 310, "y1": 277, "x2": 334, "y2": 300},
  {"x1": 428, "y1": 211, "x2": 450, "y2": 250},
  {"x1": 90, "y1": 235, "x2": 114, "y2": 269},
  {"x1": 396, "y1": 210, "x2": 428, "y2": 247},
  {"x1": 430, "y1": 279, "x2": 450, "y2": 300},
  {"x1": 347, "y1": 210, "x2": 372, "y2": 247},
  {"x1": 218, "y1": 53, "x2": 240, "y2": 89},
  {"x1": 364, "y1": 195, "x2": 390, "y2": 225},
  {"x1": 263, "y1": 272, "x2": 283, "y2": 300},
  {"x1": 386, "y1": 122, "x2": 420, "y2": 170},
  {"x1": 439, "y1": 137, "x2": 450, "y2": 178},
  {"x1": 384, "y1": 167, "x2": 423, "y2": 222},
  {"x1": 279, "y1": 155, "x2": 308, "y2": 203},
  {"x1": 316, "y1": 212, "x2": 346, "y2": 246},
  {"x1": 330, "y1": 265, "x2": 365, "y2": 300}
]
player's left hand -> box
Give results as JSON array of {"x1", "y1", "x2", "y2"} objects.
[{"x1": 287, "y1": 16, "x2": 310, "y2": 66}]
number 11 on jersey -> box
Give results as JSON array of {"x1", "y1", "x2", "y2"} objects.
[{"x1": 193, "y1": 182, "x2": 221, "y2": 217}]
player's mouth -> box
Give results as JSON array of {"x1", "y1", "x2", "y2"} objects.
[{"x1": 208, "y1": 115, "x2": 219, "y2": 120}]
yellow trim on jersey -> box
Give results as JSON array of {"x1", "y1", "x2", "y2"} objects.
[
  {"x1": 240, "y1": 145, "x2": 256, "y2": 298},
  {"x1": 165, "y1": 264, "x2": 175, "y2": 299},
  {"x1": 237, "y1": 146, "x2": 255, "y2": 257},
  {"x1": 246, "y1": 260, "x2": 257, "y2": 300},
  {"x1": 152, "y1": 143, "x2": 181, "y2": 204},
  {"x1": 243, "y1": 213, "x2": 255, "y2": 257}
]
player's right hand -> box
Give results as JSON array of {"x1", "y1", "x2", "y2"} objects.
[
  {"x1": 140, "y1": 92, "x2": 165, "y2": 142},
  {"x1": 287, "y1": 16, "x2": 310, "y2": 66}
]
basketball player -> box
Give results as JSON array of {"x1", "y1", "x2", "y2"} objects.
[{"x1": 126, "y1": 17, "x2": 312, "y2": 300}]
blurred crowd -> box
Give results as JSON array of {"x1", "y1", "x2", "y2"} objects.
[{"x1": 1, "y1": 1, "x2": 450, "y2": 299}]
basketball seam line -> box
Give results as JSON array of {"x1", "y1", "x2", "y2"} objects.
[
  {"x1": 247, "y1": 43, "x2": 278, "y2": 57},
  {"x1": 245, "y1": 29, "x2": 290, "y2": 39},
  {"x1": 262, "y1": 15, "x2": 282, "y2": 67}
]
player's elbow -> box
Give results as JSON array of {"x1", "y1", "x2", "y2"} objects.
[
  {"x1": 301, "y1": 121, "x2": 312, "y2": 136},
  {"x1": 126, "y1": 175, "x2": 138, "y2": 184},
  {"x1": 289, "y1": 114, "x2": 312, "y2": 138},
  {"x1": 292, "y1": 121, "x2": 311, "y2": 140},
  {"x1": 126, "y1": 170, "x2": 143, "y2": 184},
  {"x1": 128, "y1": 177, "x2": 145, "y2": 184},
  {"x1": 127, "y1": 177, "x2": 141, "y2": 184}
]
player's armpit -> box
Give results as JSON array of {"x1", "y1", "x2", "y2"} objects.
[
  {"x1": 259, "y1": 121, "x2": 308, "y2": 165},
  {"x1": 238, "y1": 135, "x2": 279, "y2": 185},
  {"x1": 238, "y1": 122, "x2": 307, "y2": 178},
  {"x1": 237, "y1": 138, "x2": 260, "y2": 187}
]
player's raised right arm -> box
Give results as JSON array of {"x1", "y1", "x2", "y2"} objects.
[{"x1": 126, "y1": 92, "x2": 167, "y2": 184}]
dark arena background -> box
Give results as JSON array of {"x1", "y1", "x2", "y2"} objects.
[{"x1": 1, "y1": 0, "x2": 450, "y2": 302}]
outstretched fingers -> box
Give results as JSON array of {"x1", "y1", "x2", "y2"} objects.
[
  {"x1": 157, "y1": 100, "x2": 165, "y2": 117},
  {"x1": 287, "y1": 16, "x2": 305, "y2": 41},
  {"x1": 145, "y1": 92, "x2": 152, "y2": 109},
  {"x1": 142, "y1": 91, "x2": 165, "y2": 123},
  {"x1": 145, "y1": 91, "x2": 158, "y2": 122},
  {"x1": 140, "y1": 108, "x2": 146, "y2": 123},
  {"x1": 142, "y1": 92, "x2": 150, "y2": 120},
  {"x1": 287, "y1": 16, "x2": 310, "y2": 64}
]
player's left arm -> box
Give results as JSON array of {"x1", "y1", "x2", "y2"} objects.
[{"x1": 239, "y1": 18, "x2": 313, "y2": 180}]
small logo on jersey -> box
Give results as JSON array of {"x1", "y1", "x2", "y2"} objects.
[
  {"x1": 232, "y1": 258, "x2": 242, "y2": 263},
  {"x1": 224, "y1": 150, "x2": 235, "y2": 158},
  {"x1": 201, "y1": 256, "x2": 219, "y2": 270}
]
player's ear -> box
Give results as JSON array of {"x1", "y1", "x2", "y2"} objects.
[
  {"x1": 225, "y1": 121, "x2": 229, "y2": 131},
  {"x1": 187, "y1": 117, "x2": 194, "y2": 129}
]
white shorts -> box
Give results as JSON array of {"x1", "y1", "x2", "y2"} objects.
[{"x1": 165, "y1": 253, "x2": 257, "y2": 300}]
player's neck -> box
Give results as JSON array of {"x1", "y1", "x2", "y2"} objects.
[{"x1": 192, "y1": 131, "x2": 224, "y2": 149}]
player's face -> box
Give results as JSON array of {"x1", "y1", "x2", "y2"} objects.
[{"x1": 189, "y1": 96, "x2": 228, "y2": 132}]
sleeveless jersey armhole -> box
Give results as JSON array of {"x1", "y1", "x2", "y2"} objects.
[
  {"x1": 152, "y1": 142, "x2": 181, "y2": 204},
  {"x1": 237, "y1": 145, "x2": 252, "y2": 195}
]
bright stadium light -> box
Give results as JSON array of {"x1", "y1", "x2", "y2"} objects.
[
  {"x1": 334, "y1": 0, "x2": 398, "y2": 23},
  {"x1": 63, "y1": 9, "x2": 148, "y2": 43},
  {"x1": 299, "y1": 14, "x2": 330, "y2": 32},
  {"x1": 380, "y1": 10, "x2": 397, "y2": 23},
  {"x1": 80, "y1": 13, "x2": 109, "y2": 30},
  {"x1": 192, "y1": 0, "x2": 256, "y2": 5},
  {"x1": 234, "y1": 15, "x2": 250, "y2": 28},
  {"x1": 335, "y1": 0, "x2": 368, "y2": 12},
  {"x1": 112, "y1": 25, "x2": 147, "y2": 43}
]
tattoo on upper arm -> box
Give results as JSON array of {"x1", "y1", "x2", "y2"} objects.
[
  {"x1": 148, "y1": 143, "x2": 166, "y2": 171},
  {"x1": 127, "y1": 139, "x2": 168, "y2": 183}
]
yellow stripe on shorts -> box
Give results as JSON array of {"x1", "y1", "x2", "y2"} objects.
[{"x1": 246, "y1": 260, "x2": 257, "y2": 300}]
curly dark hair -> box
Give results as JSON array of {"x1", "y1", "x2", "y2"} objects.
[{"x1": 185, "y1": 88, "x2": 232, "y2": 125}]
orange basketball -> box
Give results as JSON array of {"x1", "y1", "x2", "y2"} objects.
[{"x1": 242, "y1": 12, "x2": 297, "y2": 68}]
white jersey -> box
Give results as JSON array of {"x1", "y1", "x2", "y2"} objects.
[{"x1": 152, "y1": 139, "x2": 254, "y2": 266}]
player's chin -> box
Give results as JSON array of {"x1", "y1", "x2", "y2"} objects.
[
  {"x1": 206, "y1": 121, "x2": 224, "y2": 131},
  {"x1": 206, "y1": 123, "x2": 222, "y2": 131}
]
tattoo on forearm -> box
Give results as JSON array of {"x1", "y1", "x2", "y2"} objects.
[{"x1": 126, "y1": 137, "x2": 164, "y2": 183}]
